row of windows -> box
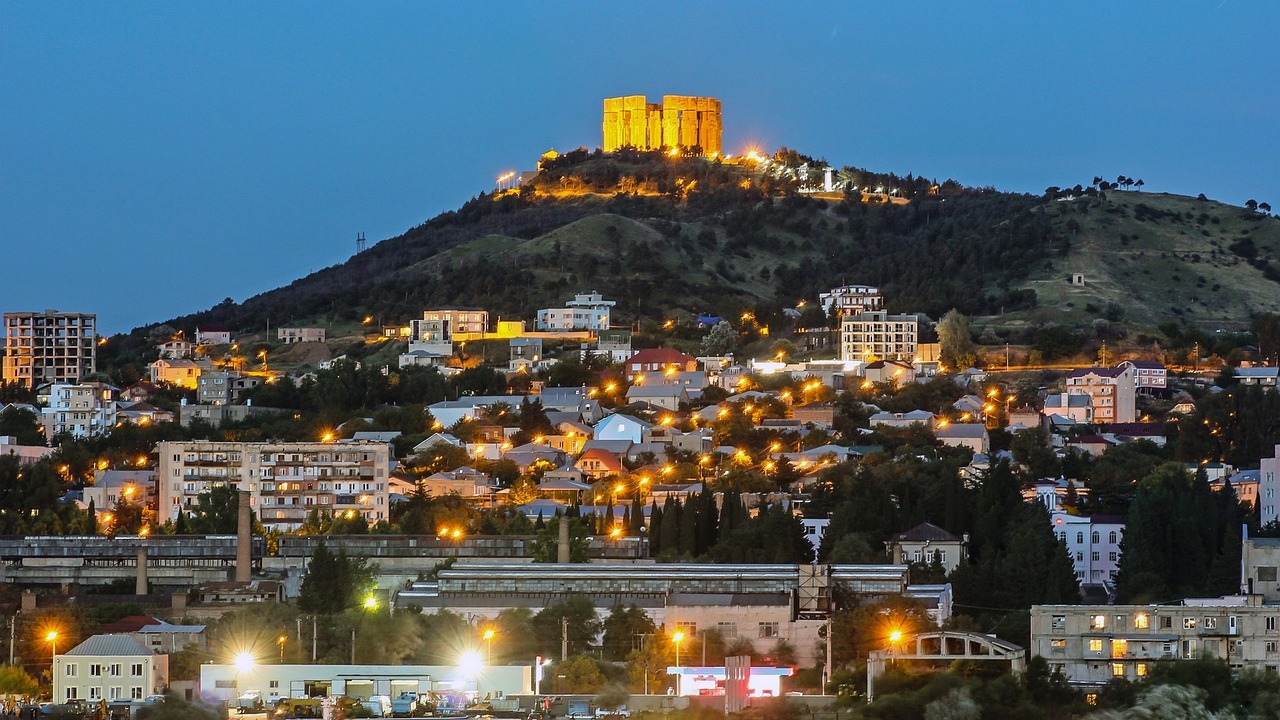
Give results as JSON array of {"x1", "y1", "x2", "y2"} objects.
[
  {"x1": 1058, "y1": 530, "x2": 1122, "y2": 545},
  {"x1": 65, "y1": 663, "x2": 143, "y2": 677},
  {"x1": 65, "y1": 687, "x2": 144, "y2": 701},
  {"x1": 669, "y1": 621, "x2": 779, "y2": 639}
]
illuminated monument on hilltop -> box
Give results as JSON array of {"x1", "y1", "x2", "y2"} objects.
[{"x1": 602, "y1": 95, "x2": 722, "y2": 156}]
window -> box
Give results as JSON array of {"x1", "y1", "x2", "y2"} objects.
[
  {"x1": 1052, "y1": 615, "x2": 1066, "y2": 631},
  {"x1": 1134, "y1": 614, "x2": 1149, "y2": 630},
  {"x1": 1050, "y1": 639, "x2": 1066, "y2": 649},
  {"x1": 130, "y1": 663, "x2": 143, "y2": 677},
  {"x1": 131, "y1": 687, "x2": 144, "y2": 700},
  {"x1": 1184, "y1": 618, "x2": 1197, "y2": 630},
  {"x1": 269, "y1": 680, "x2": 280, "y2": 689},
  {"x1": 1269, "y1": 617, "x2": 1278, "y2": 632},
  {"x1": 1262, "y1": 567, "x2": 1280, "y2": 582},
  {"x1": 1112, "y1": 639, "x2": 1128, "y2": 657},
  {"x1": 718, "y1": 622, "x2": 738, "y2": 638},
  {"x1": 1267, "y1": 642, "x2": 1277, "y2": 653},
  {"x1": 1204, "y1": 617, "x2": 1218, "y2": 630},
  {"x1": 1161, "y1": 616, "x2": 1173, "y2": 630},
  {"x1": 1092, "y1": 531, "x2": 1100, "y2": 544},
  {"x1": 65, "y1": 664, "x2": 78, "y2": 677},
  {"x1": 65, "y1": 688, "x2": 77, "y2": 700},
  {"x1": 1076, "y1": 532, "x2": 1084, "y2": 544},
  {"x1": 1136, "y1": 663, "x2": 1148, "y2": 677},
  {"x1": 90, "y1": 664, "x2": 102, "y2": 677},
  {"x1": 677, "y1": 621, "x2": 697, "y2": 635},
  {"x1": 1111, "y1": 663, "x2": 1125, "y2": 677},
  {"x1": 1114, "y1": 615, "x2": 1127, "y2": 628},
  {"x1": 1091, "y1": 615, "x2": 1106, "y2": 630},
  {"x1": 1109, "y1": 531, "x2": 1118, "y2": 544},
  {"x1": 1091, "y1": 552, "x2": 1100, "y2": 562},
  {"x1": 1109, "y1": 551, "x2": 1119, "y2": 562},
  {"x1": 1088, "y1": 639, "x2": 1104, "y2": 653},
  {"x1": 759, "y1": 622, "x2": 779, "y2": 638},
  {"x1": 89, "y1": 687, "x2": 101, "y2": 700},
  {"x1": 110, "y1": 687, "x2": 122, "y2": 700}
]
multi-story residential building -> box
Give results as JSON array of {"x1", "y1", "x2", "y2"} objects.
[
  {"x1": 536, "y1": 292, "x2": 615, "y2": 331},
  {"x1": 2, "y1": 310, "x2": 97, "y2": 390},
  {"x1": 1242, "y1": 535, "x2": 1280, "y2": 600},
  {"x1": 818, "y1": 285, "x2": 883, "y2": 317},
  {"x1": 1117, "y1": 359, "x2": 1167, "y2": 391},
  {"x1": 593, "y1": 328, "x2": 633, "y2": 363},
  {"x1": 40, "y1": 382, "x2": 118, "y2": 440},
  {"x1": 1031, "y1": 595, "x2": 1280, "y2": 687},
  {"x1": 277, "y1": 327, "x2": 326, "y2": 344},
  {"x1": 1260, "y1": 444, "x2": 1280, "y2": 526},
  {"x1": 196, "y1": 371, "x2": 260, "y2": 406},
  {"x1": 148, "y1": 358, "x2": 202, "y2": 389},
  {"x1": 52, "y1": 635, "x2": 168, "y2": 704},
  {"x1": 1065, "y1": 366, "x2": 1137, "y2": 424},
  {"x1": 194, "y1": 326, "x2": 232, "y2": 345},
  {"x1": 887, "y1": 523, "x2": 968, "y2": 575},
  {"x1": 410, "y1": 308, "x2": 489, "y2": 343},
  {"x1": 840, "y1": 310, "x2": 918, "y2": 362},
  {"x1": 1034, "y1": 482, "x2": 1124, "y2": 585},
  {"x1": 156, "y1": 441, "x2": 393, "y2": 530}
]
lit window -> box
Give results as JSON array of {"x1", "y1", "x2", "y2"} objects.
[
  {"x1": 1136, "y1": 663, "x2": 1148, "y2": 677},
  {"x1": 1184, "y1": 618, "x2": 1197, "y2": 630},
  {"x1": 1111, "y1": 663, "x2": 1125, "y2": 677},
  {"x1": 1091, "y1": 615, "x2": 1106, "y2": 630},
  {"x1": 1089, "y1": 639, "x2": 1104, "y2": 653},
  {"x1": 1134, "y1": 614, "x2": 1149, "y2": 630}
]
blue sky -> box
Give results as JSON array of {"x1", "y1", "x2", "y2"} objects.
[{"x1": 3, "y1": 2, "x2": 1277, "y2": 334}]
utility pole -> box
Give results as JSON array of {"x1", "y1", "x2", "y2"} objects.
[
  {"x1": 312, "y1": 616, "x2": 317, "y2": 662},
  {"x1": 561, "y1": 617, "x2": 569, "y2": 661},
  {"x1": 823, "y1": 617, "x2": 833, "y2": 695},
  {"x1": 9, "y1": 616, "x2": 14, "y2": 665}
]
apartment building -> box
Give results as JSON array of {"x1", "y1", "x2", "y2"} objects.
[
  {"x1": 410, "y1": 307, "x2": 489, "y2": 344},
  {"x1": 2, "y1": 310, "x2": 97, "y2": 389},
  {"x1": 1031, "y1": 596, "x2": 1280, "y2": 687},
  {"x1": 1065, "y1": 366, "x2": 1137, "y2": 424},
  {"x1": 52, "y1": 635, "x2": 168, "y2": 704},
  {"x1": 1261, "y1": 444, "x2": 1280, "y2": 526},
  {"x1": 840, "y1": 310, "x2": 918, "y2": 362},
  {"x1": 1034, "y1": 482, "x2": 1124, "y2": 585},
  {"x1": 536, "y1": 292, "x2": 615, "y2": 331},
  {"x1": 156, "y1": 441, "x2": 392, "y2": 530},
  {"x1": 818, "y1": 285, "x2": 883, "y2": 317},
  {"x1": 40, "y1": 382, "x2": 118, "y2": 440},
  {"x1": 1116, "y1": 359, "x2": 1167, "y2": 391}
]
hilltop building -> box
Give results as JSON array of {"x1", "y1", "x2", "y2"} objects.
[
  {"x1": 819, "y1": 285, "x2": 883, "y2": 317},
  {"x1": 1065, "y1": 366, "x2": 1137, "y2": 424},
  {"x1": 840, "y1": 310, "x2": 919, "y2": 362},
  {"x1": 2, "y1": 310, "x2": 97, "y2": 390},
  {"x1": 602, "y1": 95, "x2": 722, "y2": 155},
  {"x1": 536, "y1": 292, "x2": 615, "y2": 332}
]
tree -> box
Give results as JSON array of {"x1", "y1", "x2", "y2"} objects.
[
  {"x1": 700, "y1": 322, "x2": 738, "y2": 356},
  {"x1": 533, "y1": 596, "x2": 602, "y2": 657},
  {"x1": 529, "y1": 517, "x2": 590, "y2": 562},
  {"x1": 625, "y1": 634, "x2": 670, "y2": 694},
  {"x1": 1253, "y1": 313, "x2": 1280, "y2": 365},
  {"x1": 297, "y1": 540, "x2": 378, "y2": 614},
  {"x1": 937, "y1": 310, "x2": 977, "y2": 369},
  {"x1": 0, "y1": 664, "x2": 39, "y2": 696},
  {"x1": 1261, "y1": 201, "x2": 1273, "y2": 215},
  {"x1": 601, "y1": 604, "x2": 657, "y2": 661},
  {"x1": 0, "y1": 407, "x2": 45, "y2": 446},
  {"x1": 552, "y1": 654, "x2": 606, "y2": 694},
  {"x1": 1246, "y1": 199, "x2": 1259, "y2": 212}
]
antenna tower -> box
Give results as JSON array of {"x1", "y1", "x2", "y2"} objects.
[{"x1": 355, "y1": 232, "x2": 367, "y2": 254}]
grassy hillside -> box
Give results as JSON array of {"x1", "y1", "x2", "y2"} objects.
[{"x1": 1000, "y1": 191, "x2": 1280, "y2": 332}]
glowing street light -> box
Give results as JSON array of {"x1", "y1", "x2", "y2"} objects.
[
  {"x1": 46, "y1": 630, "x2": 59, "y2": 658},
  {"x1": 672, "y1": 631, "x2": 685, "y2": 696},
  {"x1": 234, "y1": 652, "x2": 255, "y2": 673},
  {"x1": 483, "y1": 628, "x2": 495, "y2": 665}
]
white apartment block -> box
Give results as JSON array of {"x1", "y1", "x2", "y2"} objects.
[
  {"x1": 1065, "y1": 366, "x2": 1137, "y2": 424},
  {"x1": 156, "y1": 441, "x2": 392, "y2": 530},
  {"x1": 40, "y1": 382, "x2": 118, "y2": 440},
  {"x1": 1261, "y1": 444, "x2": 1280, "y2": 526},
  {"x1": 818, "y1": 285, "x2": 883, "y2": 318},
  {"x1": 53, "y1": 635, "x2": 168, "y2": 703},
  {"x1": 410, "y1": 308, "x2": 489, "y2": 343},
  {"x1": 1035, "y1": 483, "x2": 1124, "y2": 585},
  {"x1": 277, "y1": 327, "x2": 326, "y2": 344},
  {"x1": 840, "y1": 310, "x2": 918, "y2": 362},
  {"x1": 2, "y1": 310, "x2": 97, "y2": 390},
  {"x1": 536, "y1": 292, "x2": 615, "y2": 331},
  {"x1": 1117, "y1": 359, "x2": 1167, "y2": 391},
  {"x1": 1031, "y1": 596, "x2": 1280, "y2": 687}
]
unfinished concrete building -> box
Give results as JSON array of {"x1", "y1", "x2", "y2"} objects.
[{"x1": 602, "y1": 95, "x2": 722, "y2": 155}]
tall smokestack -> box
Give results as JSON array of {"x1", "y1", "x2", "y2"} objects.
[
  {"x1": 235, "y1": 490, "x2": 252, "y2": 583},
  {"x1": 135, "y1": 545, "x2": 148, "y2": 596},
  {"x1": 557, "y1": 517, "x2": 570, "y2": 564}
]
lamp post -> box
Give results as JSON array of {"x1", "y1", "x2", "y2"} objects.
[
  {"x1": 671, "y1": 631, "x2": 684, "y2": 697},
  {"x1": 277, "y1": 635, "x2": 287, "y2": 662},
  {"x1": 352, "y1": 595, "x2": 377, "y2": 664},
  {"x1": 483, "y1": 628, "x2": 495, "y2": 666},
  {"x1": 46, "y1": 630, "x2": 58, "y2": 659}
]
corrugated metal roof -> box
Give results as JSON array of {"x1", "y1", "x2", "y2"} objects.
[{"x1": 65, "y1": 634, "x2": 152, "y2": 657}]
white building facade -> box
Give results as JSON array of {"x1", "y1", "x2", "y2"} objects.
[
  {"x1": 818, "y1": 285, "x2": 883, "y2": 317},
  {"x1": 53, "y1": 635, "x2": 168, "y2": 703},
  {"x1": 156, "y1": 441, "x2": 392, "y2": 530},
  {"x1": 41, "y1": 382, "x2": 118, "y2": 440},
  {"x1": 536, "y1": 292, "x2": 615, "y2": 331},
  {"x1": 1065, "y1": 366, "x2": 1137, "y2": 424},
  {"x1": 1035, "y1": 483, "x2": 1124, "y2": 585}
]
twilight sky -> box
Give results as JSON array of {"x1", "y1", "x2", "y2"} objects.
[{"x1": 3, "y1": 2, "x2": 1277, "y2": 334}]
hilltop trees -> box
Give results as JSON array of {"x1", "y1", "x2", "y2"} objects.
[{"x1": 937, "y1": 309, "x2": 978, "y2": 369}]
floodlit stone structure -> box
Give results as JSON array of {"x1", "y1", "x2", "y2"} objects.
[{"x1": 603, "y1": 95, "x2": 722, "y2": 155}]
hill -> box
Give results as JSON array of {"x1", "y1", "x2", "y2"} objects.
[{"x1": 140, "y1": 151, "x2": 1280, "y2": 348}]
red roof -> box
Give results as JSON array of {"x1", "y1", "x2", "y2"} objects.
[
  {"x1": 99, "y1": 615, "x2": 162, "y2": 633},
  {"x1": 627, "y1": 348, "x2": 695, "y2": 367},
  {"x1": 575, "y1": 448, "x2": 624, "y2": 472}
]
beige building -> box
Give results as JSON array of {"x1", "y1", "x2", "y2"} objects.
[
  {"x1": 840, "y1": 310, "x2": 919, "y2": 362},
  {"x1": 887, "y1": 523, "x2": 967, "y2": 574},
  {"x1": 1031, "y1": 596, "x2": 1280, "y2": 686},
  {"x1": 52, "y1": 634, "x2": 168, "y2": 703},
  {"x1": 411, "y1": 308, "x2": 489, "y2": 343},
  {"x1": 1065, "y1": 366, "x2": 1137, "y2": 424},
  {"x1": 2, "y1": 310, "x2": 97, "y2": 390},
  {"x1": 40, "y1": 382, "x2": 118, "y2": 440},
  {"x1": 148, "y1": 358, "x2": 202, "y2": 389},
  {"x1": 602, "y1": 95, "x2": 722, "y2": 155},
  {"x1": 156, "y1": 440, "x2": 393, "y2": 530},
  {"x1": 818, "y1": 285, "x2": 884, "y2": 317},
  {"x1": 277, "y1": 327, "x2": 326, "y2": 344}
]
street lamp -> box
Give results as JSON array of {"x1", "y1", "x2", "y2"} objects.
[
  {"x1": 352, "y1": 595, "x2": 378, "y2": 664},
  {"x1": 277, "y1": 635, "x2": 287, "y2": 662},
  {"x1": 671, "y1": 631, "x2": 685, "y2": 696},
  {"x1": 46, "y1": 631, "x2": 58, "y2": 658},
  {"x1": 483, "y1": 628, "x2": 495, "y2": 665}
]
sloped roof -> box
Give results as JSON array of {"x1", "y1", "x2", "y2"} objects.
[
  {"x1": 627, "y1": 348, "x2": 696, "y2": 366},
  {"x1": 936, "y1": 423, "x2": 987, "y2": 439},
  {"x1": 65, "y1": 634, "x2": 152, "y2": 657},
  {"x1": 894, "y1": 522, "x2": 961, "y2": 543},
  {"x1": 98, "y1": 615, "x2": 161, "y2": 633},
  {"x1": 1067, "y1": 367, "x2": 1127, "y2": 378}
]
